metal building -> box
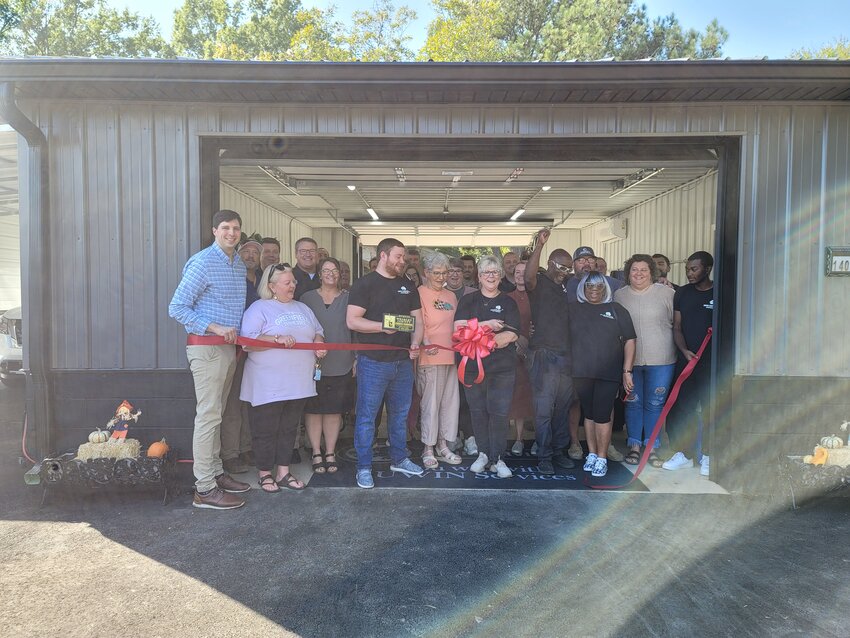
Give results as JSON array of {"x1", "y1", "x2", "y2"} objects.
[{"x1": 1, "y1": 59, "x2": 849, "y2": 492}]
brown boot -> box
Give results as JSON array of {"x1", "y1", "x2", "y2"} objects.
[
  {"x1": 192, "y1": 487, "x2": 245, "y2": 510},
  {"x1": 215, "y1": 473, "x2": 251, "y2": 493}
]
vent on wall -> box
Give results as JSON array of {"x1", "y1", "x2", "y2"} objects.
[{"x1": 597, "y1": 219, "x2": 628, "y2": 242}]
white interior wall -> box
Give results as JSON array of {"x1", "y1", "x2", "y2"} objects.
[
  {"x1": 580, "y1": 172, "x2": 717, "y2": 284},
  {"x1": 0, "y1": 213, "x2": 21, "y2": 311}
]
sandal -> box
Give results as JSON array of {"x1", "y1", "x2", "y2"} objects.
[
  {"x1": 436, "y1": 447, "x2": 462, "y2": 465},
  {"x1": 258, "y1": 474, "x2": 280, "y2": 494},
  {"x1": 422, "y1": 452, "x2": 439, "y2": 470},
  {"x1": 324, "y1": 453, "x2": 338, "y2": 474},
  {"x1": 648, "y1": 451, "x2": 663, "y2": 468},
  {"x1": 276, "y1": 472, "x2": 305, "y2": 491},
  {"x1": 311, "y1": 453, "x2": 326, "y2": 474},
  {"x1": 624, "y1": 449, "x2": 641, "y2": 465}
]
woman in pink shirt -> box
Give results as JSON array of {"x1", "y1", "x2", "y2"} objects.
[{"x1": 416, "y1": 252, "x2": 463, "y2": 468}]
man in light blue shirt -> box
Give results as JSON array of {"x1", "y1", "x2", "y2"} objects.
[{"x1": 169, "y1": 209, "x2": 250, "y2": 510}]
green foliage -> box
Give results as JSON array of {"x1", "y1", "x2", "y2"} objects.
[
  {"x1": 421, "y1": 0, "x2": 728, "y2": 62},
  {"x1": 171, "y1": 0, "x2": 304, "y2": 59},
  {"x1": 0, "y1": 1, "x2": 20, "y2": 45},
  {"x1": 345, "y1": 0, "x2": 417, "y2": 61},
  {"x1": 1, "y1": 0, "x2": 170, "y2": 57},
  {"x1": 793, "y1": 36, "x2": 850, "y2": 60}
]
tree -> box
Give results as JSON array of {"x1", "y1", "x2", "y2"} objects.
[
  {"x1": 344, "y1": 0, "x2": 417, "y2": 61},
  {"x1": 419, "y1": 0, "x2": 506, "y2": 61},
  {"x1": 171, "y1": 0, "x2": 304, "y2": 60},
  {"x1": 793, "y1": 36, "x2": 850, "y2": 60},
  {"x1": 420, "y1": 0, "x2": 728, "y2": 62},
  {"x1": 0, "y1": 1, "x2": 20, "y2": 46},
  {"x1": 1, "y1": 0, "x2": 169, "y2": 57},
  {"x1": 286, "y1": 7, "x2": 352, "y2": 61}
]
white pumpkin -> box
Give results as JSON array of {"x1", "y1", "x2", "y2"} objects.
[
  {"x1": 88, "y1": 429, "x2": 109, "y2": 444},
  {"x1": 820, "y1": 435, "x2": 843, "y2": 449}
]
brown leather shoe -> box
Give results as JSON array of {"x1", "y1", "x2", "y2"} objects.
[
  {"x1": 192, "y1": 487, "x2": 245, "y2": 510},
  {"x1": 215, "y1": 473, "x2": 251, "y2": 493}
]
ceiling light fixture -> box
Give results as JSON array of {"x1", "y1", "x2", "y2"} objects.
[
  {"x1": 347, "y1": 184, "x2": 356, "y2": 191},
  {"x1": 541, "y1": 185, "x2": 552, "y2": 191},
  {"x1": 441, "y1": 170, "x2": 474, "y2": 176},
  {"x1": 505, "y1": 167, "x2": 524, "y2": 183},
  {"x1": 366, "y1": 208, "x2": 379, "y2": 220},
  {"x1": 609, "y1": 168, "x2": 664, "y2": 198},
  {"x1": 394, "y1": 167, "x2": 406, "y2": 183},
  {"x1": 506, "y1": 185, "x2": 551, "y2": 222},
  {"x1": 510, "y1": 208, "x2": 526, "y2": 221}
]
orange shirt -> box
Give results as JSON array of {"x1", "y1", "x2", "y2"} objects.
[{"x1": 417, "y1": 285, "x2": 458, "y2": 366}]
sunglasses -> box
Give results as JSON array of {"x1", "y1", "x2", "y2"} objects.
[
  {"x1": 271, "y1": 263, "x2": 291, "y2": 271},
  {"x1": 551, "y1": 261, "x2": 572, "y2": 273}
]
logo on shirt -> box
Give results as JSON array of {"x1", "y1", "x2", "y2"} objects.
[
  {"x1": 397, "y1": 286, "x2": 411, "y2": 295},
  {"x1": 433, "y1": 299, "x2": 454, "y2": 311},
  {"x1": 703, "y1": 299, "x2": 714, "y2": 311},
  {"x1": 600, "y1": 311, "x2": 615, "y2": 320},
  {"x1": 275, "y1": 312, "x2": 309, "y2": 327},
  {"x1": 490, "y1": 305, "x2": 504, "y2": 314}
]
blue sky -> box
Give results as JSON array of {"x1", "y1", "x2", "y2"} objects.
[{"x1": 109, "y1": 0, "x2": 849, "y2": 59}]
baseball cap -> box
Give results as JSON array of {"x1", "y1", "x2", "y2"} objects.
[
  {"x1": 573, "y1": 246, "x2": 596, "y2": 261},
  {"x1": 239, "y1": 239, "x2": 262, "y2": 252}
]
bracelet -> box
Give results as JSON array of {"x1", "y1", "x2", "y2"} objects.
[{"x1": 274, "y1": 335, "x2": 281, "y2": 344}]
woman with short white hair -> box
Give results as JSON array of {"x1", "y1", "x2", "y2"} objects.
[{"x1": 454, "y1": 255, "x2": 520, "y2": 478}]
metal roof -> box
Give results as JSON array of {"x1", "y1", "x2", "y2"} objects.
[{"x1": 1, "y1": 58, "x2": 849, "y2": 104}]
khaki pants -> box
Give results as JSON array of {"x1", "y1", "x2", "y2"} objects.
[
  {"x1": 415, "y1": 364, "x2": 460, "y2": 446},
  {"x1": 221, "y1": 355, "x2": 253, "y2": 461},
  {"x1": 186, "y1": 344, "x2": 237, "y2": 492}
]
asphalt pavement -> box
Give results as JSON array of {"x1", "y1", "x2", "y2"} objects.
[{"x1": 1, "y1": 383, "x2": 849, "y2": 638}]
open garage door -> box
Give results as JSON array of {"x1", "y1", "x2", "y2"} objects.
[{"x1": 205, "y1": 133, "x2": 740, "y2": 488}]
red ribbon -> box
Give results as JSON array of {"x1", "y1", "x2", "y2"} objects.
[
  {"x1": 452, "y1": 319, "x2": 496, "y2": 387},
  {"x1": 590, "y1": 327, "x2": 713, "y2": 489}
]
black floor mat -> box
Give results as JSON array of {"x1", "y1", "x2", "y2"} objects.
[{"x1": 308, "y1": 442, "x2": 647, "y2": 491}]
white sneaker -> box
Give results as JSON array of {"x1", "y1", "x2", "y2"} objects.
[
  {"x1": 530, "y1": 442, "x2": 538, "y2": 456},
  {"x1": 662, "y1": 451, "x2": 693, "y2": 471},
  {"x1": 583, "y1": 453, "x2": 599, "y2": 472},
  {"x1": 700, "y1": 455, "x2": 710, "y2": 476},
  {"x1": 491, "y1": 460, "x2": 513, "y2": 478},
  {"x1": 464, "y1": 436, "x2": 479, "y2": 456},
  {"x1": 470, "y1": 452, "x2": 489, "y2": 473},
  {"x1": 510, "y1": 440, "x2": 524, "y2": 456},
  {"x1": 591, "y1": 457, "x2": 608, "y2": 477}
]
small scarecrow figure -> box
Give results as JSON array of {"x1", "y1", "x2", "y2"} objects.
[{"x1": 106, "y1": 400, "x2": 142, "y2": 441}]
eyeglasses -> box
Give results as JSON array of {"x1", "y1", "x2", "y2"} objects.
[
  {"x1": 448, "y1": 268, "x2": 463, "y2": 274},
  {"x1": 584, "y1": 283, "x2": 605, "y2": 290},
  {"x1": 551, "y1": 261, "x2": 572, "y2": 273},
  {"x1": 297, "y1": 248, "x2": 317, "y2": 255},
  {"x1": 428, "y1": 270, "x2": 448, "y2": 278},
  {"x1": 321, "y1": 268, "x2": 339, "y2": 275},
  {"x1": 480, "y1": 271, "x2": 501, "y2": 278},
  {"x1": 271, "y1": 262, "x2": 291, "y2": 271}
]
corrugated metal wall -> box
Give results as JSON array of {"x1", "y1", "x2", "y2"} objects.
[
  {"x1": 20, "y1": 100, "x2": 850, "y2": 376},
  {"x1": 581, "y1": 172, "x2": 717, "y2": 284}
]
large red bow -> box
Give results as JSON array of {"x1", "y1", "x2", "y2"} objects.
[{"x1": 452, "y1": 318, "x2": 496, "y2": 387}]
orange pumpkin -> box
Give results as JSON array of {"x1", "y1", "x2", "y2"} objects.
[
  {"x1": 147, "y1": 438, "x2": 170, "y2": 458},
  {"x1": 811, "y1": 446, "x2": 828, "y2": 466}
]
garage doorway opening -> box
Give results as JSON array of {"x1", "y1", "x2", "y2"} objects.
[{"x1": 202, "y1": 134, "x2": 740, "y2": 489}]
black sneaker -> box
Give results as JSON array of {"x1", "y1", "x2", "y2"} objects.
[
  {"x1": 538, "y1": 459, "x2": 555, "y2": 475},
  {"x1": 552, "y1": 453, "x2": 576, "y2": 470}
]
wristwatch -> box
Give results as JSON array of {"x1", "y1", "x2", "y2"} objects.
[{"x1": 623, "y1": 369, "x2": 632, "y2": 373}]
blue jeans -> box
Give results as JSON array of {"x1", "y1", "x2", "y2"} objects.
[
  {"x1": 463, "y1": 368, "x2": 515, "y2": 463},
  {"x1": 527, "y1": 348, "x2": 574, "y2": 460},
  {"x1": 623, "y1": 363, "x2": 675, "y2": 449},
  {"x1": 354, "y1": 355, "x2": 414, "y2": 470}
]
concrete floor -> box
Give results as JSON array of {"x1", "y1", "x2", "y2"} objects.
[{"x1": 2, "y1": 384, "x2": 848, "y2": 638}]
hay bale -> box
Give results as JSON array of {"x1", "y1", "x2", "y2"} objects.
[
  {"x1": 825, "y1": 447, "x2": 850, "y2": 468},
  {"x1": 77, "y1": 438, "x2": 141, "y2": 461}
]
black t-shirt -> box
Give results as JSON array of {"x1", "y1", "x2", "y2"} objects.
[
  {"x1": 454, "y1": 291, "x2": 520, "y2": 383},
  {"x1": 348, "y1": 271, "x2": 422, "y2": 362},
  {"x1": 568, "y1": 302, "x2": 637, "y2": 382},
  {"x1": 498, "y1": 276, "x2": 517, "y2": 293},
  {"x1": 674, "y1": 284, "x2": 714, "y2": 353},
  {"x1": 294, "y1": 265, "x2": 321, "y2": 301},
  {"x1": 527, "y1": 274, "x2": 572, "y2": 363}
]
